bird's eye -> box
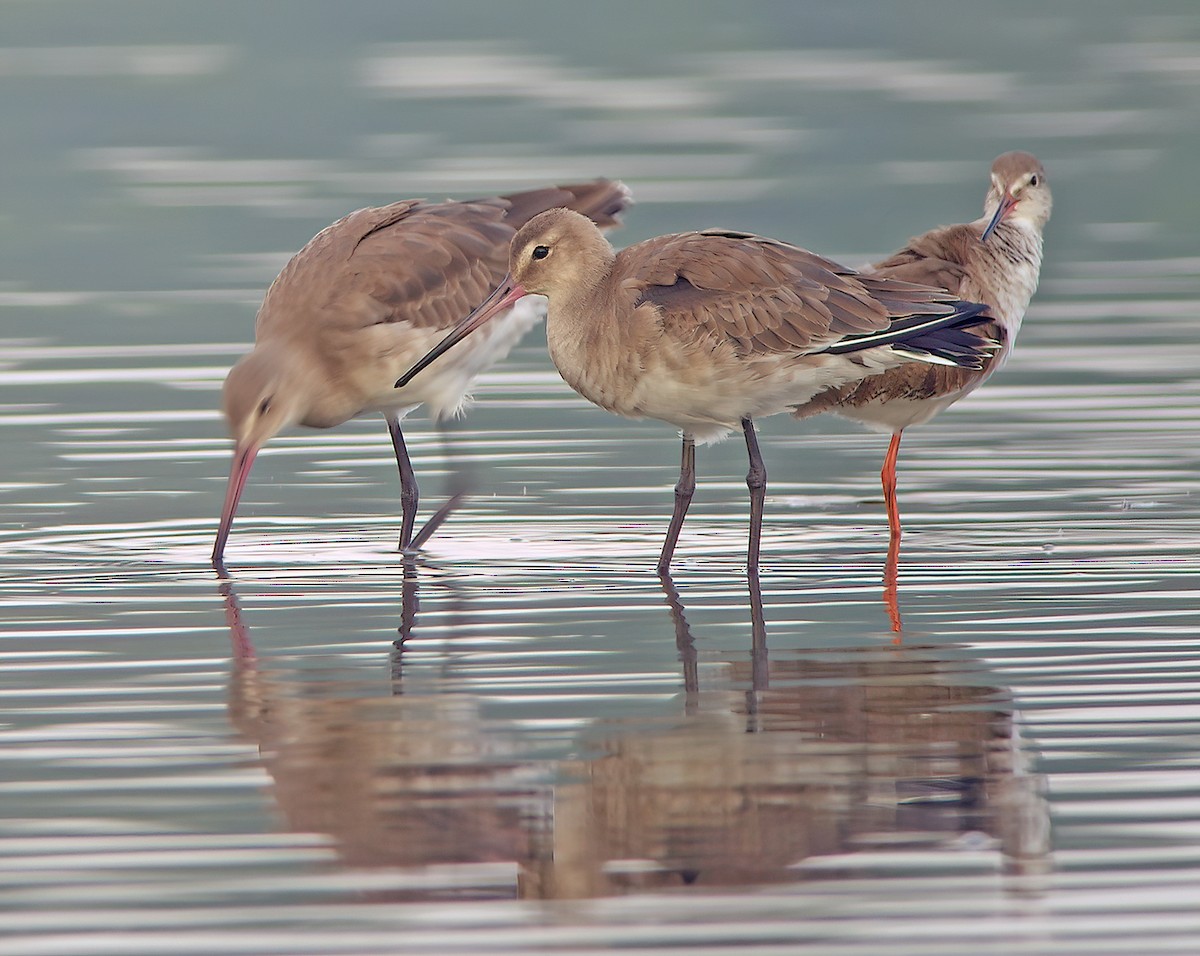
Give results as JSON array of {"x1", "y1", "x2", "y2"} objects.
[
  {"x1": 1029, "y1": 174, "x2": 1040, "y2": 187},
  {"x1": 258, "y1": 398, "x2": 273, "y2": 416},
  {"x1": 531, "y1": 245, "x2": 550, "y2": 260}
]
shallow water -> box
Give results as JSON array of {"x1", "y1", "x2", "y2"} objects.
[{"x1": 3, "y1": 1, "x2": 1200, "y2": 953}]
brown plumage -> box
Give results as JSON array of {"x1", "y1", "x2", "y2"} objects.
[
  {"x1": 212, "y1": 179, "x2": 631, "y2": 567},
  {"x1": 792, "y1": 151, "x2": 1051, "y2": 600},
  {"x1": 397, "y1": 209, "x2": 995, "y2": 574}
]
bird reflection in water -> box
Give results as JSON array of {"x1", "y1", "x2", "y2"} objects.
[
  {"x1": 219, "y1": 567, "x2": 1048, "y2": 901},
  {"x1": 222, "y1": 570, "x2": 538, "y2": 891}
]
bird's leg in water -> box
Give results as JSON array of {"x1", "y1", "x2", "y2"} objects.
[{"x1": 408, "y1": 419, "x2": 473, "y2": 552}]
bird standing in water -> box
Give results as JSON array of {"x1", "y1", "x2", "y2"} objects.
[
  {"x1": 212, "y1": 180, "x2": 631, "y2": 568},
  {"x1": 792, "y1": 151, "x2": 1051, "y2": 622},
  {"x1": 398, "y1": 209, "x2": 996, "y2": 574}
]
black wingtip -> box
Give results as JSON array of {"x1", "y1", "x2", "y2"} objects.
[{"x1": 820, "y1": 298, "x2": 996, "y2": 369}]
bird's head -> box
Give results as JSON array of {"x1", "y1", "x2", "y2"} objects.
[
  {"x1": 220, "y1": 344, "x2": 308, "y2": 453},
  {"x1": 508, "y1": 206, "x2": 616, "y2": 298},
  {"x1": 981, "y1": 151, "x2": 1052, "y2": 241},
  {"x1": 212, "y1": 344, "x2": 308, "y2": 566},
  {"x1": 394, "y1": 207, "x2": 617, "y2": 390}
]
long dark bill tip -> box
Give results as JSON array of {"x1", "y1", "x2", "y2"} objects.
[
  {"x1": 394, "y1": 276, "x2": 527, "y2": 389},
  {"x1": 981, "y1": 193, "x2": 1016, "y2": 243},
  {"x1": 211, "y1": 444, "x2": 257, "y2": 568}
]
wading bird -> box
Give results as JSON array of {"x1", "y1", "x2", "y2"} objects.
[
  {"x1": 397, "y1": 209, "x2": 997, "y2": 574},
  {"x1": 791, "y1": 151, "x2": 1050, "y2": 623},
  {"x1": 212, "y1": 180, "x2": 631, "y2": 568}
]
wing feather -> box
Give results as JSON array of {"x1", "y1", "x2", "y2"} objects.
[
  {"x1": 625, "y1": 231, "x2": 939, "y2": 357},
  {"x1": 256, "y1": 181, "x2": 631, "y2": 339}
]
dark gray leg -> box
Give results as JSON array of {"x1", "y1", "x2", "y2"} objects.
[
  {"x1": 747, "y1": 564, "x2": 768, "y2": 696},
  {"x1": 742, "y1": 418, "x2": 766, "y2": 577},
  {"x1": 658, "y1": 436, "x2": 696, "y2": 574},
  {"x1": 387, "y1": 416, "x2": 419, "y2": 551}
]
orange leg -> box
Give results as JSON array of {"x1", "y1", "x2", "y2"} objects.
[
  {"x1": 883, "y1": 533, "x2": 903, "y2": 637},
  {"x1": 881, "y1": 430, "x2": 904, "y2": 637},
  {"x1": 881, "y1": 429, "x2": 904, "y2": 549}
]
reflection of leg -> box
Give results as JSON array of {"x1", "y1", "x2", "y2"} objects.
[
  {"x1": 391, "y1": 559, "x2": 470, "y2": 692},
  {"x1": 883, "y1": 535, "x2": 903, "y2": 637},
  {"x1": 397, "y1": 554, "x2": 420, "y2": 645},
  {"x1": 387, "y1": 415, "x2": 419, "y2": 551},
  {"x1": 658, "y1": 570, "x2": 698, "y2": 703},
  {"x1": 391, "y1": 554, "x2": 419, "y2": 690},
  {"x1": 742, "y1": 418, "x2": 767, "y2": 577},
  {"x1": 657, "y1": 436, "x2": 696, "y2": 574},
  {"x1": 747, "y1": 564, "x2": 768, "y2": 695},
  {"x1": 408, "y1": 419, "x2": 473, "y2": 553}
]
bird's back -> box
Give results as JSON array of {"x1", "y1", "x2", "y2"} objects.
[
  {"x1": 542, "y1": 226, "x2": 988, "y2": 442},
  {"x1": 249, "y1": 180, "x2": 631, "y2": 424},
  {"x1": 258, "y1": 180, "x2": 629, "y2": 340},
  {"x1": 615, "y1": 229, "x2": 912, "y2": 353}
]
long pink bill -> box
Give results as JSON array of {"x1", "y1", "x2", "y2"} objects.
[
  {"x1": 981, "y1": 192, "x2": 1017, "y2": 242},
  {"x1": 211, "y1": 444, "x2": 258, "y2": 567},
  {"x1": 394, "y1": 275, "x2": 527, "y2": 389}
]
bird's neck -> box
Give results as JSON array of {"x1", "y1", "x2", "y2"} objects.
[
  {"x1": 541, "y1": 250, "x2": 615, "y2": 341},
  {"x1": 974, "y1": 219, "x2": 1044, "y2": 333},
  {"x1": 542, "y1": 266, "x2": 628, "y2": 411}
]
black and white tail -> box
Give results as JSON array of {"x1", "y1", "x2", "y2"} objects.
[{"x1": 820, "y1": 299, "x2": 997, "y2": 370}]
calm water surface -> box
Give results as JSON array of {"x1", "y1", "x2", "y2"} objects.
[{"x1": 2, "y1": 2, "x2": 1200, "y2": 953}]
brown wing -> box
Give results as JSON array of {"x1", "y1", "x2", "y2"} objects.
[
  {"x1": 257, "y1": 180, "x2": 631, "y2": 338},
  {"x1": 254, "y1": 199, "x2": 513, "y2": 338},
  {"x1": 349, "y1": 202, "x2": 520, "y2": 331},
  {"x1": 625, "y1": 229, "x2": 954, "y2": 357}
]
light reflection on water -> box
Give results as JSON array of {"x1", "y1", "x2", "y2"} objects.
[{"x1": 3, "y1": 0, "x2": 1200, "y2": 952}]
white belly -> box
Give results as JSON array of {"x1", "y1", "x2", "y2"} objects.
[{"x1": 371, "y1": 295, "x2": 545, "y2": 421}]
